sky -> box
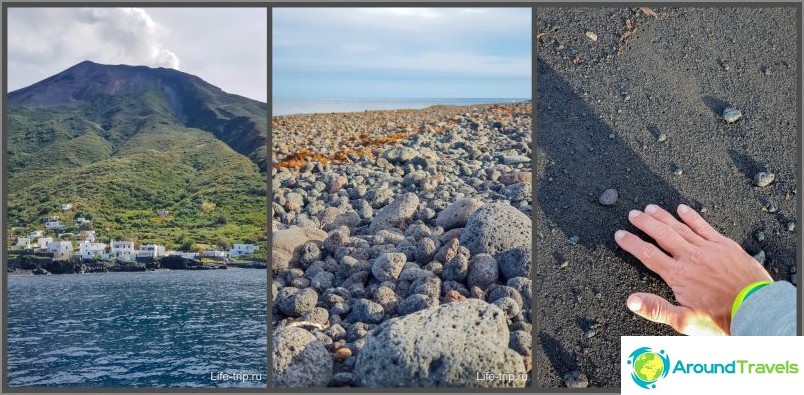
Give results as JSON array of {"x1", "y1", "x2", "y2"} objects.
[
  {"x1": 7, "y1": 8, "x2": 268, "y2": 102},
  {"x1": 272, "y1": 8, "x2": 531, "y2": 99}
]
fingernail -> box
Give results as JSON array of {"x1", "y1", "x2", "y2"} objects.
[
  {"x1": 628, "y1": 210, "x2": 641, "y2": 219},
  {"x1": 627, "y1": 296, "x2": 643, "y2": 312},
  {"x1": 678, "y1": 204, "x2": 689, "y2": 214},
  {"x1": 614, "y1": 230, "x2": 626, "y2": 241},
  {"x1": 645, "y1": 204, "x2": 658, "y2": 213}
]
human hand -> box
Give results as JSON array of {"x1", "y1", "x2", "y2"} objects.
[{"x1": 614, "y1": 204, "x2": 772, "y2": 336}]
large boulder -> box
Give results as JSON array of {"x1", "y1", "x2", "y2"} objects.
[
  {"x1": 272, "y1": 326, "x2": 333, "y2": 388},
  {"x1": 272, "y1": 227, "x2": 327, "y2": 272},
  {"x1": 460, "y1": 203, "x2": 531, "y2": 259},
  {"x1": 354, "y1": 299, "x2": 526, "y2": 387}
]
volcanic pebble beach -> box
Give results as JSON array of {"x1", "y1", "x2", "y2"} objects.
[{"x1": 270, "y1": 102, "x2": 533, "y2": 388}]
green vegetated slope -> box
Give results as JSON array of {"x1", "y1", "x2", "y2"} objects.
[{"x1": 6, "y1": 61, "x2": 267, "y2": 248}]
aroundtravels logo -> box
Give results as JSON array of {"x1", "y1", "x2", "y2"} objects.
[
  {"x1": 627, "y1": 347, "x2": 670, "y2": 389},
  {"x1": 623, "y1": 337, "x2": 803, "y2": 393}
]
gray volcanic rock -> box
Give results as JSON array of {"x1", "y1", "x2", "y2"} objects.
[
  {"x1": 273, "y1": 227, "x2": 328, "y2": 270},
  {"x1": 371, "y1": 252, "x2": 407, "y2": 282},
  {"x1": 369, "y1": 193, "x2": 419, "y2": 233},
  {"x1": 753, "y1": 172, "x2": 775, "y2": 187},
  {"x1": 273, "y1": 326, "x2": 333, "y2": 388},
  {"x1": 460, "y1": 203, "x2": 531, "y2": 258},
  {"x1": 467, "y1": 253, "x2": 499, "y2": 288},
  {"x1": 348, "y1": 298, "x2": 385, "y2": 324},
  {"x1": 497, "y1": 247, "x2": 532, "y2": 280},
  {"x1": 276, "y1": 287, "x2": 318, "y2": 317},
  {"x1": 435, "y1": 198, "x2": 484, "y2": 230},
  {"x1": 354, "y1": 299, "x2": 526, "y2": 387},
  {"x1": 382, "y1": 147, "x2": 419, "y2": 164}
]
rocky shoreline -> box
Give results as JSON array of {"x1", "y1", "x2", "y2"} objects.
[
  {"x1": 271, "y1": 102, "x2": 533, "y2": 388},
  {"x1": 6, "y1": 255, "x2": 266, "y2": 275}
]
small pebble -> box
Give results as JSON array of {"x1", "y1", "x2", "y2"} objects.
[
  {"x1": 585, "y1": 31, "x2": 598, "y2": 41},
  {"x1": 753, "y1": 172, "x2": 775, "y2": 187},
  {"x1": 723, "y1": 107, "x2": 742, "y2": 123},
  {"x1": 559, "y1": 261, "x2": 569, "y2": 269},
  {"x1": 673, "y1": 166, "x2": 683, "y2": 176},
  {"x1": 787, "y1": 221, "x2": 796, "y2": 232},
  {"x1": 753, "y1": 250, "x2": 766, "y2": 265},
  {"x1": 334, "y1": 347, "x2": 352, "y2": 362},
  {"x1": 563, "y1": 370, "x2": 589, "y2": 388},
  {"x1": 568, "y1": 235, "x2": 580, "y2": 244},
  {"x1": 657, "y1": 133, "x2": 668, "y2": 143},
  {"x1": 754, "y1": 230, "x2": 766, "y2": 242},
  {"x1": 599, "y1": 188, "x2": 618, "y2": 206}
]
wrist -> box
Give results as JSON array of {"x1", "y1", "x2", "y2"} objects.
[{"x1": 731, "y1": 280, "x2": 773, "y2": 320}]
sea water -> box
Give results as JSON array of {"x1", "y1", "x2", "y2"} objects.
[{"x1": 6, "y1": 269, "x2": 266, "y2": 388}]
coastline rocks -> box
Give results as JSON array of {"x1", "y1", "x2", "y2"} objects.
[
  {"x1": 273, "y1": 227, "x2": 328, "y2": 271},
  {"x1": 497, "y1": 247, "x2": 532, "y2": 280},
  {"x1": 500, "y1": 171, "x2": 532, "y2": 186},
  {"x1": 273, "y1": 326, "x2": 333, "y2": 388},
  {"x1": 382, "y1": 147, "x2": 419, "y2": 164},
  {"x1": 502, "y1": 182, "x2": 532, "y2": 202},
  {"x1": 501, "y1": 155, "x2": 530, "y2": 165},
  {"x1": 272, "y1": 103, "x2": 533, "y2": 387},
  {"x1": 354, "y1": 299, "x2": 526, "y2": 387},
  {"x1": 460, "y1": 203, "x2": 531, "y2": 258},
  {"x1": 348, "y1": 298, "x2": 385, "y2": 324},
  {"x1": 368, "y1": 193, "x2": 420, "y2": 233},
  {"x1": 371, "y1": 252, "x2": 407, "y2": 282},
  {"x1": 467, "y1": 253, "x2": 499, "y2": 288},
  {"x1": 276, "y1": 287, "x2": 318, "y2": 317},
  {"x1": 435, "y1": 198, "x2": 484, "y2": 230}
]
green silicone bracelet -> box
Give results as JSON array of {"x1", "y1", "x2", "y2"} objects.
[{"x1": 731, "y1": 280, "x2": 773, "y2": 319}]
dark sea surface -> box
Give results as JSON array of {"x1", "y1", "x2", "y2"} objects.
[
  {"x1": 272, "y1": 98, "x2": 529, "y2": 116},
  {"x1": 6, "y1": 269, "x2": 267, "y2": 388}
]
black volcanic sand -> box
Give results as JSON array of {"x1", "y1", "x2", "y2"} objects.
[{"x1": 536, "y1": 7, "x2": 798, "y2": 388}]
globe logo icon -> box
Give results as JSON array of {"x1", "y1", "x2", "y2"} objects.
[{"x1": 627, "y1": 347, "x2": 670, "y2": 389}]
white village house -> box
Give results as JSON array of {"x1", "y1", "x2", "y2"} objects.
[
  {"x1": 136, "y1": 244, "x2": 166, "y2": 259},
  {"x1": 79, "y1": 240, "x2": 108, "y2": 260},
  {"x1": 110, "y1": 240, "x2": 136, "y2": 262},
  {"x1": 228, "y1": 244, "x2": 259, "y2": 258},
  {"x1": 80, "y1": 230, "x2": 96, "y2": 242},
  {"x1": 201, "y1": 249, "x2": 227, "y2": 260},
  {"x1": 47, "y1": 240, "x2": 74, "y2": 261},
  {"x1": 28, "y1": 230, "x2": 44, "y2": 239},
  {"x1": 14, "y1": 237, "x2": 31, "y2": 250},
  {"x1": 61, "y1": 203, "x2": 73, "y2": 211},
  {"x1": 37, "y1": 237, "x2": 54, "y2": 250},
  {"x1": 75, "y1": 217, "x2": 91, "y2": 226}
]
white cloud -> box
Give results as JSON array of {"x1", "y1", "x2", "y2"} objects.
[
  {"x1": 8, "y1": 7, "x2": 267, "y2": 102},
  {"x1": 8, "y1": 8, "x2": 180, "y2": 91}
]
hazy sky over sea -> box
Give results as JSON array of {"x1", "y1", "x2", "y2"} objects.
[
  {"x1": 273, "y1": 8, "x2": 532, "y2": 99},
  {"x1": 7, "y1": 8, "x2": 268, "y2": 102}
]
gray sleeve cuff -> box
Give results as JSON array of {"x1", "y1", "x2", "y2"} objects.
[{"x1": 730, "y1": 281, "x2": 797, "y2": 336}]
